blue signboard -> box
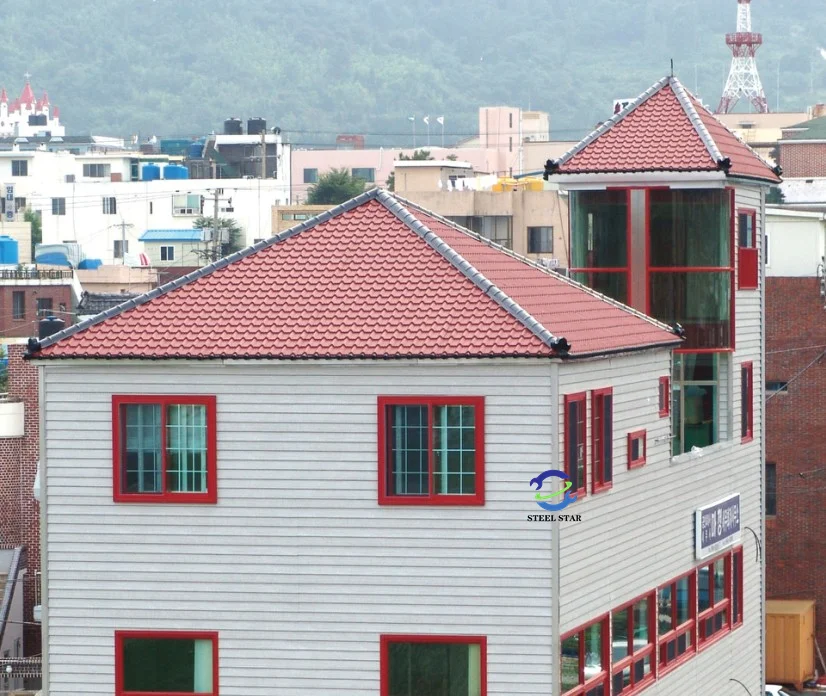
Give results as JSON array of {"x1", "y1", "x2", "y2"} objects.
[{"x1": 695, "y1": 493, "x2": 740, "y2": 559}]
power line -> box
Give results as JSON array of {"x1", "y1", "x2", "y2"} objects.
[{"x1": 766, "y1": 348, "x2": 826, "y2": 403}]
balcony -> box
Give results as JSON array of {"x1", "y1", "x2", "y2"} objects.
[
  {"x1": 0, "y1": 269, "x2": 73, "y2": 281},
  {"x1": 0, "y1": 396, "x2": 24, "y2": 438}
]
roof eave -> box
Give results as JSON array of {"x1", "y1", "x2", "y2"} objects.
[{"x1": 553, "y1": 170, "x2": 728, "y2": 188}]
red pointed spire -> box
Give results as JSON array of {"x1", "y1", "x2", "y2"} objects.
[
  {"x1": 0, "y1": 88, "x2": 7, "y2": 104},
  {"x1": 52, "y1": 105, "x2": 60, "y2": 119},
  {"x1": 10, "y1": 99, "x2": 20, "y2": 113},
  {"x1": 40, "y1": 90, "x2": 49, "y2": 106},
  {"x1": 19, "y1": 81, "x2": 35, "y2": 105}
]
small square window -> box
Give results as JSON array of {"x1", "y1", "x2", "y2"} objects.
[
  {"x1": 378, "y1": 397, "x2": 484, "y2": 505},
  {"x1": 160, "y1": 245, "x2": 175, "y2": 262},
  {"x1": 11, "y1": 159, "x2": 28, "y2": 177},
  {"x1": 627, "y1": 430, "x2": 646, "y2": 469},
  {"x1": 115, "y1": 631, "x2": 217, "y2": 696},
  {"x1": 527, "y1": 226, "x2": 553, "y2": 254},
  {"x1": 351, "y1": 167, "x2": 375, "y2": 182},
  {"x1": 36, "y1": 297, "x2": 53, "y2": 317},
  {"x1": 12, "y1": 291, "x2": 25, "y2": 320},
  {"x1": 51, "y1": 197, "x2": 66, "y2": 215},
  {"x1": 303, "y1": 168, "x2": 318, "y2": 184},
  {"x1": 114, "y1": 240, "x2": 129, "y2": 259},
  {"x1": 381, "y1": 635, "x2": 486, "y2": 696},
  {"x1": 113, "y1": 395, "x2": 217, "y2": 503},
  {"x1": 658, "y1": 376, "x2": 670, "y2": 417}
]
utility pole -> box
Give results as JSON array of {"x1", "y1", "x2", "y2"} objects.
[
  {"x1": 213, "y1": 189, "x2": 221, "y2": 260},
  {"x1": 112, "y1": 221, "x2": 133, "y2": 264},
  {"x1": 261, "y1": 130, "x2": 267, "y2": 180}
]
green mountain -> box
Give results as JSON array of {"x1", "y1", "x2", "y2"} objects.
[{"x1": 2, "y1": 0, "x2": 825, "y2": 146}]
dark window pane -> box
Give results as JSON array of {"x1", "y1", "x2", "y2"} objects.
[
  {"x1": 528, "y1": 226, "x2": 553, "y2": 254},
  {"x1": 567, "y1": 400, "x2": 584, "y2": 491},
  {"x1": 612, "y1": 609, "x2": 629, "y2": 662},
  {"x1": 122, "y1": 637, "x2": 212, "y2": 693},
  {"x1": 650, "y1": 189, "x2": 730, "y2": 267},
  {"x1": 387, "y1": 642, "x2": 480, "y2": 696},
  {"x1": 633, "y1": 598, "x2": 650, "y2": 643},
  {"x1": 698, "y1": 566, "x2": 710, "y2": 612},
  {"x1": 561, "y1": 634, "x2": 580, "y2": 692},
  {"x1": 570, "y1": 271, "x2": 628, "y2": 305},
  {"x1": 667, "y1": 639, "x2": 676, "y2": 661},
  {"x1": 387, "y1": 405, "x2": 429, "y2": 496},
  {"x1": 677, "y1": 631, "x2": 690, "y2": 655},
  {"x1": 658, "y1": 585, "x2": 673, "y2": 635},
  {"x1": 766, "y1": 462, "x2": 777, "y2": 516},
  {"x1": 649, "y1": 271, "x2": 731, "y2": 349},
  {"x1": 738, "y1": 212, "x2": 755, "y2": 248},
  {"x1": 603, "y1": 396, "x2": 613, "y2": 483},
  {"x1": 676, "y1": 577, "x2": 690, "y2": 625},
  {"x1": 122, "y1": 404, "x2": 162, "y2": 494},
  {"x1": 714, "y1": 558, "x2": 725, "y2": 604},
  {"x1": 570, "y1": 190, "x2": 628, "y2": 269}
]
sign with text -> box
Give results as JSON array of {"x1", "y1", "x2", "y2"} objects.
[{"x1": 695, "y1": 493, "x2": 740, "y2": 559}]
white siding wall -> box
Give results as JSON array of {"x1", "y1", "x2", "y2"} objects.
[{"x1": 41, "y1": 361, "x2": 555, "y2": 696}]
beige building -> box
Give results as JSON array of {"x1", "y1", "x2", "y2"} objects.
[
  {"x1": 394, "y1": 160, "x2": 569, "y2": 266},
  {"x1": 716, "y1": 111, "x2": 813, "y2": 163},
  {"x1": 138, "y1": 229, "x2": 206, "y2": 267},
  {"x1": 271, "y1": 204, "x2": 333, "y2": 237},
  {"x1": 75, "y1": 265, "x2": 158, "y2": 294}
]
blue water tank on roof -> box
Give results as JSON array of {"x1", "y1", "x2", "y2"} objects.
[
  {"x1": 0, "y1": 236, "x2": 19, "y2": 265},
  {"x1": 188, "y1": 140, "x2": 205, "y2": 159},
  {"x1": 142, "y1": 163, "x2": 161, "y2": 181},
  {"x1": 163, "y1": 164, "x2": 189, "y2": 180}
]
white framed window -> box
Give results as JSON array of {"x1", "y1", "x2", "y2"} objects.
[
  {"x1": 114, "y1": 240, "x2": 129, "y2": 259},
  {"x1": 83, "y1": 163, "x2": 111, "y2": 178},
  {"x1": 103, "y1": 197, "x2": 117, "y2": 215},
  {"x1": 160, "y1": 245, "x2": 175, "y2": 262},
  {"x1": 172, "y1": 194, "x2": 202, "y2": 216},
  {"x1": 51, "y1": 198, "x2": 66, "y2": 216}
]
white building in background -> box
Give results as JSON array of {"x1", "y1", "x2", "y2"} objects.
[
  {"x1": 765, "y1": 207, "x2": 826, "y2": 277},
  {"x1": 0, "y1": 144, "x2": 291, "y2": 265},
  {"x1": 0, "y1": 81, "x2": 65, "y2": 138}
]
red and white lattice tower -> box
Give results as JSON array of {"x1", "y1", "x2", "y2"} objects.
[{"x1": 717, "y1": 0, "x2": 768, "y2": 114}]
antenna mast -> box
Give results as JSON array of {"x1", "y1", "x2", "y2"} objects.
[{"x1": 717, "y1": 0, "x2": 768, "y2": 114}]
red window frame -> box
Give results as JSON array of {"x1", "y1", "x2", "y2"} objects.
[
  {"x1": 115, "y1": 630, "x2": 219, "y2": 696},
  {"x1": 658, "y1": 376, "x2": 670, "y2": 417},
  {"x1": 564, "y1": 393, "x2": 587, "y2": 499},
  {"x1": 627, "y1": 430, "x2": 646, "y2": 470},
  {"x1": 657, "y1": 570, "x2": 697, "y2": 674},
  {"x1": 741, "y1": 362, "x2": 753, "y2": 443},
  {"x1": 737, "y1": 208, "x2": 759, "y2": 290},
  {"x1": 697, "y1": 552, "x2": 732, "y2": 649},
  {"x1": 377, "y1": 396, "x2": 485, "y2": 506},
  {"x1": 112, "y1": 395, "x2": 217, "y2": 504},
  {"x1": 591, "y1": 388, "x2": 613, "y2": 494},
  {"x1": 732, "y1": 547, "x2": 744, "y2": 628},
  {"x1": 561, "y1": 615, "x2": 610, "y2": 696},
  {"x1": 380, "y1": 634, "x2": 487, "y2": 696},
  {"x1": 610, "y1": 592, "x2": 657, "y2": 694}
]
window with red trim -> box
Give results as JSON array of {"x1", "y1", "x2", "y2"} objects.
[
  {"x1": 732, "y1": 548, "x2": 744, "y2": 627},
  {"x1": 611, "y1": 593, "x2": 656, "y2": 694},
  {"x1": 113, "y1": 395, "x2": 217, "y2": 504},
  {"x1": 658, "y1": 571, "x2": 696, "y2": 672},
  {"x1": 378, "y1": 397, "x2": 485, "y2": 505},
  {"x1": 658, "y1": 377, "x2": 669, "y2": 417},
  {"x1": 698, "y1": 553, "x2": 731, "y2": 646},
  {"x1": 380, "y1": 635, "x2": 486, "y2": 696},
  {"x1": 564, "y1": 393, "x2": 587, "y2": 498},
  {"x1": 561, "y1": 617, "x2": 609, "y2": 696},
  {"x1": 741, "y1": 363, "x2": 753, "y2": 442},
  {"x1": 627, "y1": 430, "x2": 646, "y2": 469},
  {"x1": 591, "y1": 389, "x2": 613, "y2": 493},
  {"x1": 738, "y1": 209, "x2": 759, "y2": 290},
  {"x1": 115, "y1": 630, "x2": 218, "y2": 696}
]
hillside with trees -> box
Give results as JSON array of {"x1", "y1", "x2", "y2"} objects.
[{"x1": 2, "y1": 0, "x2": 825, "y2": 145}]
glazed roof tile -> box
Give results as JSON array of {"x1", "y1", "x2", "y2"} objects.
[
  {"x1": 554, "y1": 76, "x2": 780, "y2": 183},
  {"x1": 31, "y1": 190, "x2": 680, "y2": 361}
]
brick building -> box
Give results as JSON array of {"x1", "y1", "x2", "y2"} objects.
[
  {"x1": 0, "y1": 269, "x2": 75, "y2": 339},
  {"x1": 778, "y1": 111, "x2": 826, "y2": 178},
  {"x1": 765, "y1": 207, "x2": 826, "y2": 651},
  {"x1": 0, "y1": 342, "x2": 41, "y2": 656}
]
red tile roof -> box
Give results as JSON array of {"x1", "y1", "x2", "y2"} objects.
[
  {"x1": 19, "y1": 82, "x2": 35, "y2": 106},
  {"x1": 554, "y1": 76, "x2": 780, "y2": 183},
  {"x1": 31, "y1": 191, "x2": 680, "y2": 361}
]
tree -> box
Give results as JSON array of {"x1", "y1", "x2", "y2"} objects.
[
  {"x1": 24, "y1": 208, "x2": 42, "y2": 260},
  {"x1": 307, "y1": 168, "x2": 367, "y2": 204},
  {"x1": 386, "y1": 149, "x2": 434, "y2": 191},
  {"x1": 191, "y1": 215, "x2": 243, "y2": 263}
]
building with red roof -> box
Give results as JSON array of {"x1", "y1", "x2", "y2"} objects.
[
  {"x1": 0, "y1": 81, "x2": 64, "y2": 138},
  {"x1": 27, "y1": 75, "x2": 770, "y2": 696}
]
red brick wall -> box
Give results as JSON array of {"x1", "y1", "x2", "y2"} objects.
[
  {"x1": 778, "y1": 141, "x2": 826, "y2": 178},
  {"x1": 0, "y1": 285, "x2": 72, "y2": 339},
  {"x1": 0, "y1": 345, "x2": 40, "y2": 654},
  {"x1": 766, "y1": 276, "x2": 826, "y2": 651}
]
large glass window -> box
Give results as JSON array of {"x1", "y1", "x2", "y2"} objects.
[
  {"x1": 116, "y1": 631, "x2": 217, "y2": 695},
  {"x1": 448, "y1": 216, "x2": 513, "y2": 249},
  {"x1": 698, "y1": 554, "x2": 731, "y2": 645},
  {"x1": 383, "y1": 636, "x2": 484, "y2": 696},
  {"x1": 611, "y1": 594, "x2": 655, "y2": 694},
  {"x1": 671, "y1": 354, "x2": 720, "y2": 455},
  {"x1": 562, "y1": 618, "x2": 608, "y2": 696},
  {"x1": 528, "y1": 226, "x2": 553, "y2": 254},
  {"x1": 658, "y1": 572, "x2": 696, "y2": 671},
  {"x1": 379, "y1": 397, "x2": 484, "y2": 505},
  {"x1": 114, "y1": 396, "x2": 216, "y2": 503},
  {"x1": 569, "y1": 190, "x2": 628, "y2": 304}
]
